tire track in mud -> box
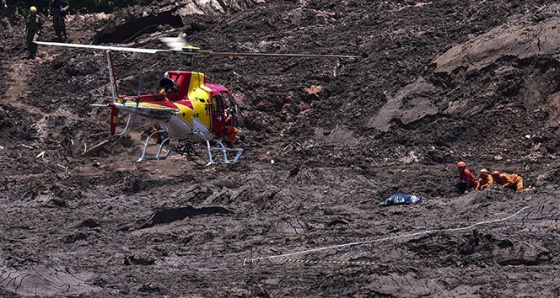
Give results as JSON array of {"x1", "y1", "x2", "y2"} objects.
[
  {"x1": 4, "y1": 61, "x2": 42, "y2": 115},
  {"x1": 0, "y1": 261, "x2": 99, "y2": 296},
  {"x1": 3, "y1": 58, "x2": 86, "y2": 140}
]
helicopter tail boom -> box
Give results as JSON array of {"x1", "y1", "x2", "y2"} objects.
[{"x1": 106, "y1": 50, "x2": 118, "y2": 104}]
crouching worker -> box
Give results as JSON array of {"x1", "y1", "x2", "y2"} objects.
[
  {"x1": 476, "y1": 169, "x2": 494, "y2": 191},
  {"x1": 491, "y1": 171, "x2": 524, "y2": 191},
  {"x1": 456, "y1": 161, "x2": 478, "y2": 194},
  {"x1": 146, "y1": 122, "x2": 163, "y2": 144}
]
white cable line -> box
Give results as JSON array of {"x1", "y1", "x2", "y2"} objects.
[{"x1": 244, "y1": 206, "x2": 530, "y2": 264}]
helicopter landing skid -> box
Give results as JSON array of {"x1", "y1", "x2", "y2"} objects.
[
  {"x1": 137, "y1": 130, "x2": 172, "y2": 162},
  {"x1": 175, "y1": 138, "x2": 243, "y2": 165},
  {"x1": 141, "y1": 136, "x2": 243, "y2": 166},
  {"x1": 205, "y1": 140, "x2": 243, "y2": 165}
]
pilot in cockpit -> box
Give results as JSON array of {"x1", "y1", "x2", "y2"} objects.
[{"x1": 159, "y1": 78, "x2": 178, "y2": 94}]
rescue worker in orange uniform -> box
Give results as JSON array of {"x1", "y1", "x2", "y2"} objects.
[
  {"x1": 223, "y1": 116, "x2": 238, "y2": 149},
  {"x1": 476, "y1": 169, "x2": 494, "y2": 191},
  {"x1": 491, "y1": 171, "x2": 524, "y2": 191},
  {"x1": 150, "y1": 122, "x2": 163, "y2": 144},
  {"x1": 456, "y1": 161, "x2": 477, "y2": 194}
]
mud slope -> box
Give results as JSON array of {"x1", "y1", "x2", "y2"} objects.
[{"x1": 1, "y1": 0, "x2": 560, "y2": 297}]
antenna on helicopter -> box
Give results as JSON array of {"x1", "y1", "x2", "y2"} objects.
[
  {"x1": 136, "y1": 73, "x2": 144, "y2": 103},
  {"x1": 134, "y1": 72, "x2": 144, "y2": 119}
]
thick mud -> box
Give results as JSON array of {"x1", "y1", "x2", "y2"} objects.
[{"x1": 1, "y1": 0, "x2": 560, "y2": 297}]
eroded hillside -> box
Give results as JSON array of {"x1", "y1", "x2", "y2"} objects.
[{"x1": 1, "y1": 0, "x2": 560, "y2": 297}]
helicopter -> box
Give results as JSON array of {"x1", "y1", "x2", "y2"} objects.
[{"x1": 35, "y1": 38, "x2": 359, "y2": 165}]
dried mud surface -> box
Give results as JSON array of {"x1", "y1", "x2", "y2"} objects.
[{"x1": 1, "y1": 0, "x2": 560, "y2": 297}]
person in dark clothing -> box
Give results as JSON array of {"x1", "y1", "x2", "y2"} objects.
[
  {"x1": 1, "y1": 0, "x2": 9, "y2": 31},
  {"x1": 25, "y1": 6, "x2": 42, "y2": 59},
  {"x1": 49, "y1": 0, "x2": 69, "y2": 41}
]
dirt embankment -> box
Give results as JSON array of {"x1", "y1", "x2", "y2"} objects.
[{"x1": 1, "y1": 0, "x2": 560, "y2": 297}]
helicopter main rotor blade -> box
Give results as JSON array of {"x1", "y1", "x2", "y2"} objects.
[
  {"x1": 34, "y1": 41, "x2": 171, "y2": 54},
  {"x1": 160, "y1": 37, "x2": 359, "y2": 58},
  {"x1": 197, "y1": 51, "x2": 359, "y2": 59},
  {"x1": 35, "y1": 40, "x2": 359, "y2": 59}
]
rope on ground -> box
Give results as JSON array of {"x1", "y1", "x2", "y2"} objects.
[
  {"x1": 243, "y1": 206, "x2": 530, "y2": 265},
  {"x1": 282, "y1": 258, "x2": 383, "y2": 266}
]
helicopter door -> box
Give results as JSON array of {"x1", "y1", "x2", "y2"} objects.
[{"x1": 210, "y1": 93, "x2": 226, "y2": 138}]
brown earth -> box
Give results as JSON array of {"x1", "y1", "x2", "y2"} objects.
[{"x1": 1, "y1": 0, "x2": 560, "y2": 297}]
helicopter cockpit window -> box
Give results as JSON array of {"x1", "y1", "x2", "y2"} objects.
[{"x1": 212, "y1": 94, "x2": 225, "y2": 114}]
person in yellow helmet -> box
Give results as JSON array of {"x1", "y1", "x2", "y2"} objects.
[
  {"x1": 25, "y1": 6, "x2": 42, "y2": 59},
  {"x1": 475, "y1": 169, "x2": 494, "y2": 191},
  {"x1": 491, "y1": 171, "x2": 524, "y2": 191}
]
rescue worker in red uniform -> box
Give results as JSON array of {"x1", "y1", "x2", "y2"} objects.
[
  {"x1": 491, "y1": 171, "x2": 524, "y2": 191},
  {"x1": 476, "y1": 169, "x2": 494, "y2": 191},
  {"x1": 456, "y1": 161, "x2": 477, "y2": 194}
]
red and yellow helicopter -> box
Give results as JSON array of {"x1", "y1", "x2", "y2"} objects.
[{"x1": 36, "y1": 38, "x2": 358, "y2": 165}]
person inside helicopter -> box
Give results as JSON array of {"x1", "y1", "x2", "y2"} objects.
[
  {"x1": 212, "y1": 92, "x2": 238, "y2": 149},
  {"x1": 159, "y1": 78, "x2": 179, "y2": 99}
]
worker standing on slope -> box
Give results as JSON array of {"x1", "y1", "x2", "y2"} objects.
[
  {"x1": 0, "y1": 0, "x2": 11, "y2": 31},
  {"x1": 25, "y1": 6, "x2": 42, "y2": 60},
  {"x1": 49, "y1": 0, "x2": 69, "y2": 41}
]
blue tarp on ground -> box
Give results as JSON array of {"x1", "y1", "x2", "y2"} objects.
[{"x1": 378, "y1": 194, "x2": 425, "y2": 206}]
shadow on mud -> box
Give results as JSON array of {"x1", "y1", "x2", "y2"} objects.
[{"x1": 123, "y1": 205, "x2": 233, "y2": 230}]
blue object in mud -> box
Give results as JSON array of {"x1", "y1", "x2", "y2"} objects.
[{"x1": 378, "y1": 194, "x2": 425, "y2": 206}]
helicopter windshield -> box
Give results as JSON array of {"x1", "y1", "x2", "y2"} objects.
[{"x1": 221, "y1": 92, "x2": 232, "y2": 108}]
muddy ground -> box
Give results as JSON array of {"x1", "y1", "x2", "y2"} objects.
[{"x1": 1, "y1": 0, "x2": 560, "y2": 297}]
